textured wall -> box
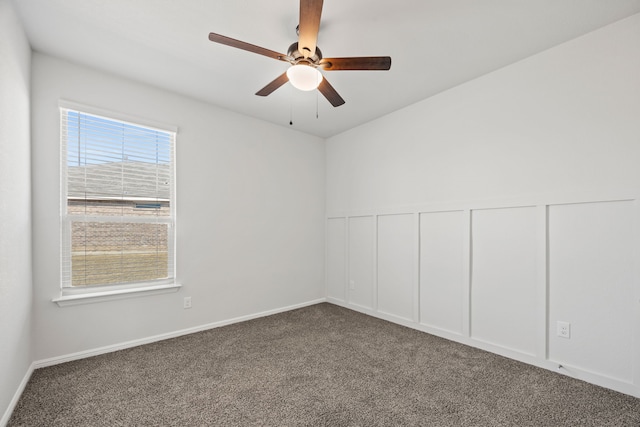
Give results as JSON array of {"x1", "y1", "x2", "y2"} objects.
[
  {"x1": 30, "y1": 53, "x2": 326, "y2": 361},
  {"x1": 325, "y1": 14, "x2": 640, "y2": 397},
  {"x1": 0, "y1": 0, "x2": 32, "y2": 422}
]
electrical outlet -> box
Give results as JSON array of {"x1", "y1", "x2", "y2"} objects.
[
  {"x1": 183, "y1": 296, "x2": 192, "y2": 309},
  {"x1": 349, "y1": 280, "x2": 355, "y2": 290},
  {"x1": 557, "y1": 321, "x2": 570, "y2": 338}
]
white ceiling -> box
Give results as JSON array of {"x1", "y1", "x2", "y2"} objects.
[{"x1": 12, "y1": 0, "x2": 640, "y2": 138}]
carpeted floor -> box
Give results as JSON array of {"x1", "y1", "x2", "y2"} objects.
[{"x1": 8, "y1": 303, "x2": 640, "y2": 426}]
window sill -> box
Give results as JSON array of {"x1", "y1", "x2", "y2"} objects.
[{"x1": 52, "y1": 283, "x2": 181, "y2": 307}]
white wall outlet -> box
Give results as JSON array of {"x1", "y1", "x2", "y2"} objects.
[
  {"x1": 557, "y1": 321, "x2": 570, "y2": 338},
  {"x1": 183, "y1": 296, "x2": 192, "y2": 309},
  {"x1": 349, "y1": 280, "x2": 355, "y2": 290}
]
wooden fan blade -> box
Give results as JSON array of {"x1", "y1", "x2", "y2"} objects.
[
  {"x1": 298, "y1": 0, "x2": 323, "y2": 58},
  {"x1": 209, "y1": 33, "x2": 289, "y2": 62},
  {"x1": 318, "y1": 77, "x2": 345, "y2": 107},
  {"x1": 256, "y1": 72, "x2": 289, "y2": 97},
  {"x1": 319, "y1": 57, "x2": 392, "y2": 71}
]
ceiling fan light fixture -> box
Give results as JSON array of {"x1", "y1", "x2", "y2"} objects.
[{"x1": 287, "y1": 64, "x2": 323, "y2": 91}]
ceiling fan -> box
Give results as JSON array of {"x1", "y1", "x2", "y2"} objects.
[{"x1": 208, "y1": 0, "x2": 391, "y2": 107}]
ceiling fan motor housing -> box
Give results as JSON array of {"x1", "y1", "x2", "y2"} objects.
[{"x1": 287, "y1": 42, "x2": 322, "y2": 66}]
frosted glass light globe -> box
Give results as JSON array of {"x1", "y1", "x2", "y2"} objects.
[{"x1": 286, "y1": 64, "x2": 323, "y2": 91}]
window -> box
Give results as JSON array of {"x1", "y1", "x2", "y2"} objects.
[{"x1": 60, "y1": 105, "x2": 176, "y2": 294}]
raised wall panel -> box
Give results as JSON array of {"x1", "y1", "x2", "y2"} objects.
[
  {"x1": 471, "y1": 207, "x2": 538, "y2": 355},
  {"x1": 548, "y1": 201, "x2": 635, "y2": 382},
  {"x1": 326, "y1": 218, "x2": 346, "y2": 302},
  {"x1": 377, "y1": 214, "x2": 414, "y2": 321},
  {"x1": 419, "y1": 211, "x2": 465, "y2": 334},
  {"x1": 348, "y1": 216, "x2": 375, "y2": 310}
]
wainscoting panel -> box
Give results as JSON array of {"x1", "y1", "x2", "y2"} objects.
[
  {"x1": 548, "y1": 201, "x2": 635, "y2": 383},
  {"x1": 348, "y1": 216, "x2": 375, "y2": 310},
  {"x1": 326, "y1": 193, "x2": 640, "y2": 397},
  {"x1": 326, "y1": 218, "x2": 346, "y2": 302},
  {"x1": 419, "y1": 211, "x2": 465, "y2": 334},
  {"x1": 377, "y1": 214, "x2": 415, "y2": 322},
  {"x1": 470, "y1": 207, "x2": 538, "y2": 356}
]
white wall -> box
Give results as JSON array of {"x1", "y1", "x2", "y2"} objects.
[
  {"x1": 325, "y1": 14, "x2": 640, "y2": 397},
  {"x1": 0, "y1": 0, "x2": 33, "y2": 422},
  {"x1": 30, "y1": 53, "x2": 326, "y2": 361}
]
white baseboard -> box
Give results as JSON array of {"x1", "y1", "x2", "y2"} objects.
[
  {"x1": 1, "y1": 362, "x2": 35, "y2": 427},
  {"x1": 34, "y1": 298, "x2": 327, "y2": 369}
]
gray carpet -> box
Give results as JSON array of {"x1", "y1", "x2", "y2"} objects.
[{"x1": 8, "y1": 303, "x2": 640, "y2": 426}]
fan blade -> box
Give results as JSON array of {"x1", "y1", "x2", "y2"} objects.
[
  {"x1": 298, "y1": 0, "x2": 323, "y2": 58},
  {"x1": 318, "y1": 78, "x2": 345, "y2": 107},
  {"x1": 256, "y1": 72, "x2": 289, "y2": 97},
  {"x1": 319, "y1": 57, "x2": 392, "y2": 71},
  {"x1": 209, "y1": 33, "x2": 289, "y2": 62}
]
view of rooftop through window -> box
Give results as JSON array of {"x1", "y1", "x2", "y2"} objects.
[{"x1": 61, "y1": 108, "x2": 175, "y2": 287}]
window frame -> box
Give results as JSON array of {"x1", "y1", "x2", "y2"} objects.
[{"x1": 54, "y1": 100, "x2": 180, "y2": 306}]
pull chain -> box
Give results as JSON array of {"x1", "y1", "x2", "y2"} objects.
[
  {"x1": 289, "y1": 84, "x2": 294, "y2": 126},
  {"x1": 316, "y1": 73, "x2": 320, "y2": 119}
]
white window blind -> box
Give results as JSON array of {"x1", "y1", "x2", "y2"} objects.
[{"x1": 60, "y1": 107, "x2": 176, "y2": 288}]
